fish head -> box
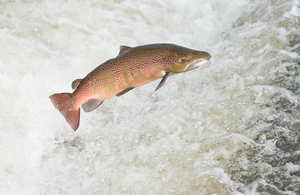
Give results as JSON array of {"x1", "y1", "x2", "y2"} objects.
[{"x1": 164, "y1": 46, "x2": 211, "y2": 73}]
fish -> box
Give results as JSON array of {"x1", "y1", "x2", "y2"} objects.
[{"x1": 50, "y1": 43, "x2": 211, "y2": 131}]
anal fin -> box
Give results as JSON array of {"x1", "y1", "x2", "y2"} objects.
[
  {"x1": 116, "y1": 87, "x2": 134, "y2": 96},
  {"x1": 155, "y1": 72, "x2": 170, "y2": 91},
  {"x1": 82, "y1": 99, "x2": 104, "y2": 112}
]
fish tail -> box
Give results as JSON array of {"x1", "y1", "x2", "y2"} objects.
[{"x1": 49, "y1": 93, "x2": 80, "y2": 131}]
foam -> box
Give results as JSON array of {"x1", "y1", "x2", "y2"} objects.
[{"x1": 1, "y1": 0, "x2": 299, "y2": 194}]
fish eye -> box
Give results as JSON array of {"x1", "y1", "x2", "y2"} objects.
[{"x1": 180, "y1": 58, "x2": 187, "y2": 63}]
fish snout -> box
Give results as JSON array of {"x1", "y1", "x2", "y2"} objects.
[
  {"x1": 206, "y1": 53, "x2": 211, "y2": 60},
  {"x1": 197, "y1": 51, "x2": 211, "y2": 61}
]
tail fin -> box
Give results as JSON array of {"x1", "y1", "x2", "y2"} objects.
[{"x1": 49, "y1": 93, "x2": 80, "y2": 131}]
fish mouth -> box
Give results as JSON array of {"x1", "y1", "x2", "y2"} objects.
[{"x1": 184, "y1": 59, "x2": 209, "y2": 71}]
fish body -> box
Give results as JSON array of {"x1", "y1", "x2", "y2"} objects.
[{"x1": 50, "y1": 43, "x2": 211, "y2": 131}]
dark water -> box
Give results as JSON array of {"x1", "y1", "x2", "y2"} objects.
[{"x1": 225, "y1": 3, "x2": 300, "y2": 194}]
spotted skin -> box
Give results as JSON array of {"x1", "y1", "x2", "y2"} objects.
[{"x1": 50, "y1": 43, "x2": 211, "y2": 131}]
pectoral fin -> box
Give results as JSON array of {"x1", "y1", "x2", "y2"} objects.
[
  {"x1": 116, "y1": 87, "x2": 134, "y2": 96},
  {"x1": 82, "y1": 99, "x2": 104, "y2": 112},
  {"x1": 155, "y1": 72, "x2": 170, "y2": 91}
]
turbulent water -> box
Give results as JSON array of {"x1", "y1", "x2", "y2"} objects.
[{"x1": 1, "y1": 0, "x2": 300, "y2": 194}]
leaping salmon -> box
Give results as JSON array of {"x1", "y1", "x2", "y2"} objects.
[{"x1": 50, "y1": 43, "x2": 211, "y2": 131}]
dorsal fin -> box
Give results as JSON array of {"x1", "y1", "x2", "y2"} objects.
[
  {"x1": 71, "y1": 79, "x2": 82, "y2": 90},
  {"x1": 118, "y1": 45, "x2": 131, "y2": 56}
]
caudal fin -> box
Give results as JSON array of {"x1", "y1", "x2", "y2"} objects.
[{"x1": 49, "y1": 93, "x2": 80, "y2": 131}]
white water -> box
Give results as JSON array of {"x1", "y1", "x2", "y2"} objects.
[{"x1": 1, "y1": 0, "x2": 300, "y2": 194}]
